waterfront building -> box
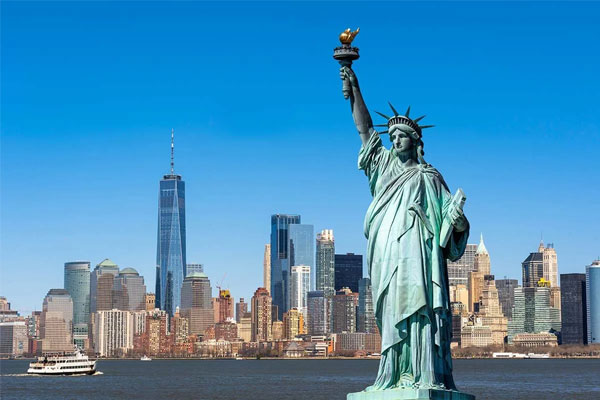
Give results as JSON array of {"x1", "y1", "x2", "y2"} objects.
[
  {"x1": 214, "y1": 321, "x2": 238, "y2": 341},
  {"x1": 180, "y1": 272, "x2": 213, "y2": 336},
  {"x1": 289, "y1": 224, "x2": 315, "y2": 290},
  {"x1": 334, "y1": 253, "x2": 363, "y2": 293},
  {"x1": 0, "y1": 321, "x2": 28, "y2": 357},
  {"x1": 333, "y1": 332, "x2": 381, "y2": 354},
  {"x1": 508, "y1": 286, "x2": 561, "y2": 343},
  {"x1": 447, "y1": 243, "x2": 477, "y2": 287},
  {"x1": 156, "y1": 130, "x2": 187, "y2": 316},
  {"x1": 251, "y1": 287, "x2": 272, "y2": 342},
  {"x1": 332, "y1": 288, "x2": 358, "y2": 333},
  {"x1": 212, "y1": 289, "x2": 234, "y2": 323},
  {"x1": 90, "y1": 259, "x2": 119, "y2": 313},
  {"x1": 512, "y1": 332, "x2": 558, "y2": 347},
  {"x1": 358, "y1": 278, "x2": 376, "y2": 333},
  {"x1": 460, "y1": 324, "x2": 492, "y2": 348},
  {"x1": 170, "y1": 309, "x2": 189, "y2": 345},
  {"x1": 186, "y1": 263, "x2": 203, "y2": 275},
  {"x1": 586, "y1": 260, "x2": 600, "y2": 343},
  {"x1": 283, "y1": 308, "x2": 302, "y2": 339},
  {"x1": 316, "y1": 229, "x2": 335, "y2": 297},
  {"x1": 290, "y1": 265, "x2": 310, "y2": 319},
  {"x1": 134, "y1": 309, "x2": 171, "y2": 356},
  {"x1": 271, "y1": 320, "x2": 284, "y2": 340},
  {"x1": 270, "y1": 214, "x2": 301, "y2": 319},
  {"x1": 236, "y1": 298, "x2": 248, "y2": 323},
  {"x1": 64, "y1": 261, "x2": 90, "y2": 349},
  {"x1": 145, "y1": 293, "x2": 156, "y2": 312},
  {"x1": 522, "y1": 241, "x2": 558, "y2": 288},
  {"x1": 495, "y1": 279, "x2": 519, "y2": 319},
  {"x1": 113, "y1": 268, "x2": 146, "y2": 311},
  {"x1": 93, "y1": 309, "x2": 134, "y2": 357},
  {"x1": 560, "y1": 273, "x2": 587, "y2": 345},
  {"x1": 238, "y1": 312, "x2": 252, "y2": 342},
  {"x1": 40, "y1": 289, "x2": 73, "y2": 353},
  {"x1": 263, "y1": 244, "x2": 271, "y2": 294},
  {"x1": 307, "y1": 290, "x2": 329, "y2": 335}
]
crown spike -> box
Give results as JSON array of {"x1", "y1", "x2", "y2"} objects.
[
  {"x1": 419, "y1": 125, "x2": 435, "y2": 129},
  {"x1": 388, "y1": 102, "x2": 399, "y2": 117},
  {"x1": 414, "y1": 115, "x2": 426, "y2": 123},
  {"x1": 375, "y1": 111, "x2": 391, "y2": 120},
  {"x1": 405, "y1": 106, "x2": 411, "y2": 117}
]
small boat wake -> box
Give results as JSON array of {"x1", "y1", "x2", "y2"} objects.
[{"x1": 4, "y1": 371, "x2": 103, "y2": 377}]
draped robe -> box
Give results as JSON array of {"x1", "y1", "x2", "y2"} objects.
[{"x1": 358, "y1": 132, "x2": 469, "y2": 390}]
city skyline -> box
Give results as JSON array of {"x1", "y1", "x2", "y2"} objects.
[{"x1": 2, "y1": 1, "x2": 600, "y2": 313}]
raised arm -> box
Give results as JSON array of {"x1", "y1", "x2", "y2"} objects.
[{"x1": 340, "y1": 66, "x2": 373, "y2": 145}]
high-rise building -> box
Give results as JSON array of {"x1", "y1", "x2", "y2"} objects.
[
  {"x1": 358, "y1": 278, "x2": 376, "y2": 334},
  {"x1": 316, "y1": 229, "x2": 335, "y2": 297},
  {"x1": 270, "y1": 214, "x2": 301, "y2": 319},
  {"x1": 560, "y1": 273, "x2": 587, "y2": 345},
  {"x1": 212, "y1": 289, "x2": 234, "y2": 323},
  {"x1": 495, "y1": 279, "x2": 519, "y2": 319},
  {"x1": 474, "y1": 234, "x2": 490, "y2": 275},
  {"x1": 468, "y1": 271, "x2": 484, "y2": 313},
  {"x1": 186, "y1": 263, "x2": 203, "y2": 275},
  {"x1": 40, "y1": 289, "x2": 73, "y2": 353},
  {"x1": 507, "y1": 286, "x2": 561, "y2": 343},
  {"x1": 145, "y1": 293, "x2": 156, "y2": 312},
  {"x1": 290, "y1": 265, "x2": 310, "y2": 319},
  {"x1": 251, "y1": 287, "x2": 272, "y2": 342},
  {"x1": 0, "y1": 321, "x2": 28, "y2": 357},
  {"x1": 64, "y1": 261, "x2": 90, "y2": 349},
  {"x1": 263, "y1": 244, "x2": 271, "y2": 294},
  {"x1": 586, "y1": 260, "x2": 600, "y2": 344},
  {"x1": 113, "y1": 268, "x2": 146, "y2": 311},
  {"x1": 90, "y1": 259, "x2": 119, "y2": 313},
  {"x1": 478, "y1": 277, "x2": 507, "y2": 345},
  {"x1": 307, "y1": 290, "x2": 329, "y2": 335},
  {"x1": 180, "y1": 272, "x2": 213, "y2": 336},
  {"x1": 283, "y1": 308, "x2": 302, "y2": 339},
  {"x1": 289, "y1": 224, "x2": 315, "y2": 290},
  {"x1": 332, "y1": 288, "x2": 358, "y2": 334},
  {"x1": 134, "y1": 309, "x2": 171, "y2": 356},
  {"x1": 522, "y1": 241, "x2": 558, "y2": 288},
  {"x1": 447, "y1": 244, "x2": 477, "y2": 286},
  {"x1": 449, "y1": 284, "x2": 469, "y2": 309},
  {"x1": 156, "y1": 130, "x2": 187, "y2": 316},
  {"x1": 236, "y1": 298, "x2": 248, "y2": 323},
  {"x1": 238, "y1": 312, "x2": 252, "y2": 342},
  {"x1": 93, "y1": 309, "x2": 134, "y2": 357},
  {"x1": 334, "y1": 253, "x2": 362, "y2": 293}
]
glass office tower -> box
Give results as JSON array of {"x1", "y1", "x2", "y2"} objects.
[
  {"x1": 334, "y1": 253, "x2": 363, "y2": 293},
  {"x1": 289, "y1": 224, "x2": 314, "y2": 290},
  {"x1": 156, "y1": 132, "x2": 187, "y2": 316},
  {"x1": 64, "y1": 261, "x2": 90, "y2": 349},
  {"x1": 270, "y1": 214, "x2": 301, "y2": 320}
]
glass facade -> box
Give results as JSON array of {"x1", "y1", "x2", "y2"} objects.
[
  {"x1": 495, "y1": 279, "x2": 519, "y2": 319},
  {"x1": 307, "y1": 290, "x2": 329, "y2": 335},
  {"x1": 358, "y1": 278, "x2": 376, "y2": 333},
  {"x1": 586, "y1": 261, "x2": 600, "y2": 343},
  {"x1": 41, "y1": 289, "x2": 73, "y2": 352},
  {"x1": 156, "y1": 174, "x2": 186, "y2": 316},
  {"x1": 90, "y1": 259, "x2": 119, "y2": 313},
  {"x1": 180, "y1": 272, "x2": 213, "y2": 335},
  {"x1": 316, "y1": 230, "x2": 335, "y2": 298},
  {"x1": 64, "y1": 261, "x2": 90, "y2": 349},
  {"x1": 290, "y1": 265, "x2": 311, "y2": 318},
  {"x1": 270, "y1": 214, "x2": 301, "y2": 320},
  {"x1": 447, "y1": 244, "x2": 477, "y2": 286},
  {"x1": 560, "y1": 273, "x2": 587, "y2": 345},
  {"x1": 289, "y1": 224, "x2": 314, "y2": 290},
  {"x1": 334, "y1": 253, "x2": 363, "y2": 293},
  {"x1": 113, "y1": 268, "x2": 147, "y2": 311}
]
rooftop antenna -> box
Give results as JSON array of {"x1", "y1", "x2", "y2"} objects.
[{"x1": 170, "y1": 128, "x2": 175, "y2": 175}]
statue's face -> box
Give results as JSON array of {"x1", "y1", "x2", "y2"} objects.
[{"x1": 390, "y1": 130, "x2": 413, "y2": 153}]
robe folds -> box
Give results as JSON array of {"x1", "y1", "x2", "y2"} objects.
[{"x1": 358, "y1": 132, "x2": 469, "y2": 390}]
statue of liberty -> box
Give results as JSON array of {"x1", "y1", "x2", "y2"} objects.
[{"x1": 337, "y1": 32, "x2": 474, "y2": 400}]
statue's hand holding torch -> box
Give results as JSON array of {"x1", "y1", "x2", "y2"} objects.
[{"x1": 333, "y1": 28, "x2": 360, "y2": 100}]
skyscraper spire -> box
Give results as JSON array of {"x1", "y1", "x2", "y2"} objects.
[
  {"x1": 476, "y1": 233, "x2": 488, "y2": 255},
  {"x1": 170, "y1": 128, "x2": 175, "y2": 175}
]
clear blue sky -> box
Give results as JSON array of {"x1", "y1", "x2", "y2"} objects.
[{"x1": 2, "y1": 2, "x2": 599, "y2": 314}]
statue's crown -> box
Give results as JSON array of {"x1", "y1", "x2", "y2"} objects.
[{"x1": 375, "y1": 103, "x2": 434, "y2": 137}]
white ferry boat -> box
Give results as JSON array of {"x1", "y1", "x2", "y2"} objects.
[
  {"x1": 27, "y1": 349, "x2": 97, "y2": 375},
  {"x1": 140, "y1": 355, "x2": 152, "y2": 361}
]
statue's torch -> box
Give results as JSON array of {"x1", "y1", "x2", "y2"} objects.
[{"x1": 333, "y1": 28, "x2": 360, "y2": 99}]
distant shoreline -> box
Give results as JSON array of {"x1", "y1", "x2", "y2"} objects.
[{"x1": 4, "y1": 356, "x2": 600, "y2": 361}]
